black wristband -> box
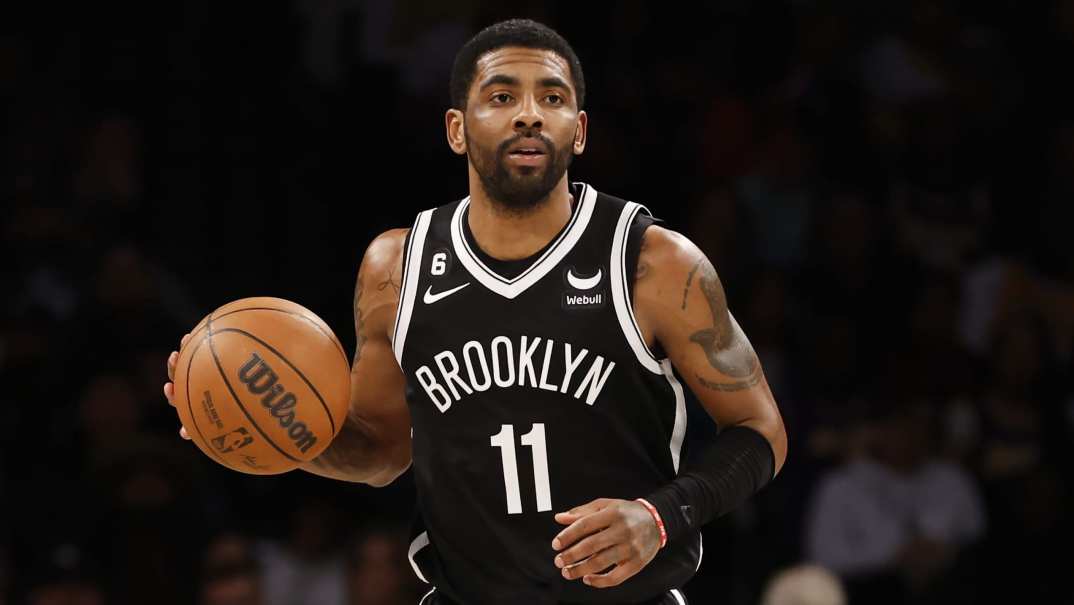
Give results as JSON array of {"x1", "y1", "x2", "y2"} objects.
[{"x1": 645, "y1": 425, "x2": 775, "y2": 543}]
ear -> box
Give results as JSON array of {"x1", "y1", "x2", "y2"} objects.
[
  {"x1": 573, "y1": 110, "x2": 588, "y2": 155},
  {"x1": 446, "y1": 108, "x2": 467, "y2": 155}
]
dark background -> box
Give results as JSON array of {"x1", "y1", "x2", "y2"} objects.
[{"x1": 3, "y1": 1, "x2": 1073, "y2": 604}]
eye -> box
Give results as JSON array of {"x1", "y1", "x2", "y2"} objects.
[
  {"x1": 546, "y1": 94, "x2": 564, "y2": 105},
  {"x1": 491, "y1": 93, "x2": 513, "y2": 104}
]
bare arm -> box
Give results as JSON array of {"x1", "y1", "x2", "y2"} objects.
[
  {"x1": 633, "y1": 226, "x2": 787, "y2": 474},
  {"x1": 549, "y1": 226, "x2": 788, "y2": 588},
  {"x1": 299, "y1": 229, "x2": 413, "y2": 486}
]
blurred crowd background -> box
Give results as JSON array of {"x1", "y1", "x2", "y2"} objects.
[{"x1": 3, "y1": 1, "x2": 1073, "y2": 604}]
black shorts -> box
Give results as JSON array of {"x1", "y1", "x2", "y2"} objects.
[{"x1": 417, "y1": 587, "x2": 690, "y2": 605}]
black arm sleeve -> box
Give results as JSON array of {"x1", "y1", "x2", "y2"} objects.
[{"x1": 645, "y1": 425, "x2": 776, "y2": 543}]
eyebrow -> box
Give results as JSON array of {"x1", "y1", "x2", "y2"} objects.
[
  {"x1": 538, "y1": 76, "x2": 571, "y2": 92},
  {"x1": 478, "y1": 74, "x2": 520, "y2": 91},
  {"x1": 477, "y1": 74, "x2": 573, "y2": 94}
]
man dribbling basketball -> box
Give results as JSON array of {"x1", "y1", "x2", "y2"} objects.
[{"x1": 165, "y1": 19, "x2": 787, "y2": 605}]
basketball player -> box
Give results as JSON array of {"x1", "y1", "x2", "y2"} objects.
[{"x1": 165, "y1": 19, "x2": 787, "y2": 605}]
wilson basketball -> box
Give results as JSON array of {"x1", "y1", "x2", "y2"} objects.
[{"x1": 172, "y1": 297, "x2": 350, "y2": 475}]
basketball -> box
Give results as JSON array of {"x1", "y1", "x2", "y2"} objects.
[{"x1": 172, "y1": 297, "x2": 351, "y2": 475}]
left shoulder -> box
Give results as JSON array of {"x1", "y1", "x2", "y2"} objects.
[
  {"x1": 631, "y1": 223, "x2": 731, "y2": 346},
  {"x1": 636, "y1": 225, "x2": 709, "y2": 282}
]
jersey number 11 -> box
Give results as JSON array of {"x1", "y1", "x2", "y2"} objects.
[{"x1": 490, "y1": 424, "x2": 552, "y2": 514}]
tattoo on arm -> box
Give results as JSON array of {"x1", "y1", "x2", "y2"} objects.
[
  {"x1": 307, "y1": 414, "x2": 372, "y2": 472},
  {"x1": 377, "y1": 267, "x2": 401, "y2": 294},
  {"x1": 687, "y1": 258, "x2": 761, "y2": 391},
  {"x1": 681, "y1": 258, "x2": 703, "y2": 310},
  {"x1": 696, "y1": 371, "x2": 760, "y2": 392}
]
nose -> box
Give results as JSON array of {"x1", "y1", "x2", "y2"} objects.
[{"x1": 513, "y1": 95, "x2": 543, "y2": 131}]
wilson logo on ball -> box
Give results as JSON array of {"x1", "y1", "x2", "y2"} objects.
[{"x1": 236, "y1": 353, "x2": 318, "y2": 454}]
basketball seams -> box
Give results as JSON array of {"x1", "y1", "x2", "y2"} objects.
[
  {"x1": 182, "y1": 331, "x2": 230, "y2": 467},
  {"x1": 217, "y1": 307, "x2": 347, "y2": 366},
  {"x1": 206, "y1": 313, "x2": 302, "y2": 464},
  {"x1": 212, "y1": 327, "x2": 338, "y2": 435},
  {"x1": 183, "y1": 306, "x2": 348, "y2": 367},
  {"x1": 179, "y1": 314, "x2": 211, "y2": 358}
]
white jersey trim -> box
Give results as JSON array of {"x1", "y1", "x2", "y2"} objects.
[
  {"x1": 408, "y1": 531, "x2": 431, "y2": 584},
  {"x1": 393, "y1": 210, "x2": 434, "y2": 365},
  {"x1": 450, "y1": 183, "x2": 597, "y2": 299},
  {"x1": 609, "y1": 202, "x2": 663, "y2": 374},
  {"x1": 662, "y1": 359, "x2": 688, "y2": 473},
  {"x1": 418, "y1": 588, "x2": 435, "y2": 604},
  {"x1": 671, "y1": 588, "x2": 687, "y2": 605}
]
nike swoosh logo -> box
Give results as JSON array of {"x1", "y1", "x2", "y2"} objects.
[
  {"x1": 567, "y1": 268, "x2": 602, "y2": 290},
  {"x1": 423, "y1": 282, "x2": 470, "y2": 304}
]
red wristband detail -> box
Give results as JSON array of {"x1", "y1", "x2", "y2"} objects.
[{"x1": 635, "y1": 498, "x2": 667, "y2": 549}]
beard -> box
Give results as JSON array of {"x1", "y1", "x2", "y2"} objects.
[{"x1": 467, "y1": 130, "x2": 574, "y2": 214}]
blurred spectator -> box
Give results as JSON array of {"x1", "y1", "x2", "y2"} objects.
[
  {"x1": 346, "y1": 525, "x2": 422, "y2": 605},
  {"x1": 893, "y1": 275, "x2": 974, "y2": 403},
  {"x1": 26, "y1": 580, "x2": 104, "y2": 605},
  {"x1": 85, "y1": 439, "x2": 204, "y2": 605},
  {"x1": 76, "y1": 374, "x2": 142, "y2": 466},
  {"x1": 258, "y1": 497, "x2": 348, "y2": 605},
  {"x1": 741, "y1": 269, "x2": 792, "y2": 399},
  {"x1": 22, "y1": 543, "x2": 105, "y2": 605},
  {"x1": 73, "y1": 116, "x2": 143, "y2": 211},
  {"x1": 792, "y1": 313, "x2": 866, "y2": 467},
  {"x1": 200, "y1": 533, "x2": 263, "y2": 605},
  {"x1": 760, "y1": 564, "x2": 846, "y2": 605},
  {"x1": 800, "y1": 188, "x2": 890, "y2": 323},
  {"x1": 888, "y1": 96, "x2": 991, "y2": 273},
  {"x1": 88, "y1": 245, "x2": 196, "y2": 338},
  {"x1": 966, "y1": 313, "x2": 1073, "y2": 600},
  {"x1": 735, "y1": 123, "x2": 816, "y2": 271},
  {"x1": 957, "y1": 258, "x2": 1035, "y2": 357},
  {"x1": 861, "y1": 0, "x2": 956, "y2": 104},
  {"x1": 781, "y1": 4, "x2": 872, "y2": 181},
  {"x1": 805, "y1": 401, "x2": 985, "y2": 604},
  {"x1": 697, "y1": 94, "x2": 757, "y2": 181},
  {"x1": 970, "y1": 315, "x2": 1051, "y2": 483},
  {"x1": 682, "y1": 184, "x2": 761, "y2": 296}
]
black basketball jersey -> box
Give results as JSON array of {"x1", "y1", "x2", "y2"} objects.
[{"x1": 392, "y1": 182, "x2": 702, "y2": 605}]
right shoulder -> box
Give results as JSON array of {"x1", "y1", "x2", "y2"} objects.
[
  {"x1": 361, "y1": 228, "x2": 410, "y2": 277},
  {"x1": 355, "y1": 229, "x2": 410, "y2": 334}
]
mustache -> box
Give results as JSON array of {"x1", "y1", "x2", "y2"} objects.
[{"x1": 497, "y1": 132, "x2": 554, "y2": 156}]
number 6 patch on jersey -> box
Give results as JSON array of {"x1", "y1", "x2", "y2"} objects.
[{"x1": 430, "y1": 249, "x2": 452, "y2": 276}]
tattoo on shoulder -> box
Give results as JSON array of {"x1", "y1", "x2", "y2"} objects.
[
  {"x1": 681, "y1": 258, "x2": 703, "y2": 310},
  {"x1": 688, "y1": 259, "x2": 760, "y2": 388},
  {"x1": 377, "y1": 266, "x2": 401, "y2": 294}
]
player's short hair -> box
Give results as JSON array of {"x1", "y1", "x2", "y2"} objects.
[{"x1": 450, "y1": 19, "x2": 586, "y2": 111}]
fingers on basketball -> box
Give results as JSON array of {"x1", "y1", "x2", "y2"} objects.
[{"x1": 170, "y1": 298, "x2": 350, "y2": 474}]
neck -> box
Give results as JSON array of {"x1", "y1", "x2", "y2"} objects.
[{"x1": 466, "y1": 171, "x2": 574, "y2": 261}]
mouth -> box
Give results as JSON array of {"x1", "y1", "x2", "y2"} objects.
[
  {"x1": 506, "y1": 137, "x2": 548, "y2": 154},
  {"x1": 507, "y1": 147, "x2": 546, "y2": 157},
  {"x1": 505, "y1": 142, "x2": 548, "y2": 166}
]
